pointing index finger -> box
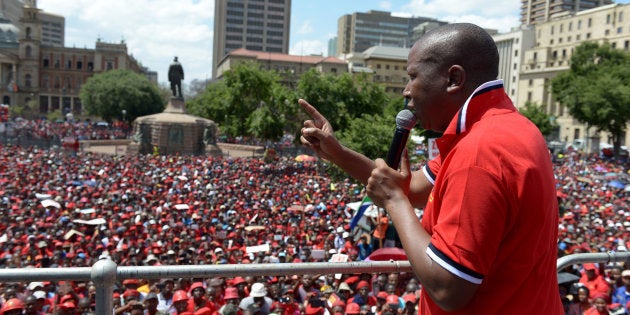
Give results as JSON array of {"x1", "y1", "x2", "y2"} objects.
[{"x1": 299, "y1": 99, "x2": 325, "y2": 124}]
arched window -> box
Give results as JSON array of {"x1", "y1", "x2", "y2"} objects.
[{"x1": 25, "y1": 46, "x2": 32, "y2": 58}]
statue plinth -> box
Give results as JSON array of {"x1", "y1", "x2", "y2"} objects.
[
  {"x1": 127, "y1": 97, "x2": 220, "y2": 156},
  {"x1": 164, "y1": 97, "x2": 186, "y2": 114}
]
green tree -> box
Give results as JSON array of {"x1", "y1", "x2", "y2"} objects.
[
  {"x1": 551, "y1": 42, "x2": 630, "y2": 156},
  {"x1": 80, "y1": 70, "x2": 164, "y2": 123},
  {"x1": 295, "y1": 70, "x2": 388, "y2": 132},
  {"x1": 519, "y1": 101, "x2": 557, "y2": 136}
]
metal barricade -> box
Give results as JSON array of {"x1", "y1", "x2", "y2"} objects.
[{"x1": 0, "y1": 252, "x2": 628, "y2": 315}]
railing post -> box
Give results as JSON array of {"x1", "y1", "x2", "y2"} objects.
[{"x1": 91, "y1": 255, "x2": 117, "y2": 315}]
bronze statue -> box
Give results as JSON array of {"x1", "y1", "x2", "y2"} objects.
[{"x1": 168, "y1": 56, "x2": 184, "y2": 98}]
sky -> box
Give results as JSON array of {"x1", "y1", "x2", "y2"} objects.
[{"x1": 37, "y1": 0, "x2": 630, "y2": 86}]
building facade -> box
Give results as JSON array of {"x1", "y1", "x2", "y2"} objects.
[
  {"x1": 336, "y1": 10, "x2": 445, "y2": 55},
  {"x1": 215, "y1": 48, "x2": 347, "y2": 88},
  {"x1": 212, "y1": 0, "x2": 291, "y2": 79},
  {"x1": 1, "y1": 0, "x2": 63, "y2": 47},
  {"x1": 520, "y1": 0, "x2": 613, "y2": 25},
  {"x1": 518, "y1": 3, "x2": 630, "y2": 146},
  {"x1": 0, "y1": 1, "x2": 148, "y2": 117},
  {"x1": 492, "y1": 25, "x2": 536, "y2": 105}
]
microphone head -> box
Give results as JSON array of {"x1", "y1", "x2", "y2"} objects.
[{"x1": 396, "y1": 109, "x2": 417, "y2": 130}]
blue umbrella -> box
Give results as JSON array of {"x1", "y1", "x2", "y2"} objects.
[{"x1": 608, "y1": 180, "x2": 625, "y2": 189}]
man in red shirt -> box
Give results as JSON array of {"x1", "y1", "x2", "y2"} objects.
[
  {"x1": 580, "y1": 263, "x2": 611, "y2": 300},
  {"x1": 300, "y1": 23, "x2": 562, "y2": 314}
]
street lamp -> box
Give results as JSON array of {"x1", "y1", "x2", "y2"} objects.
[{"x1": 121, "y1": 109, "x2": 126, "y2": 122}]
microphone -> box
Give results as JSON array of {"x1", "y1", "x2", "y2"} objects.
[{"x1": 386, "y1": 109, "x2": 417, "y2": 169}]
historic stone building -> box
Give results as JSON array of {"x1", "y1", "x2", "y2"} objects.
[{"x1": 0, "y1": 0, "x2": 152, "y2": 118}]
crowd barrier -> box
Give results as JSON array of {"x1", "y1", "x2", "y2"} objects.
[{"x1": 0, "y1": 252, "x2": 628, "y2": 314}]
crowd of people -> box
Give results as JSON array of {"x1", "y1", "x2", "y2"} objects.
[{"x1": 0, "y1": 119, "x2": 628, "y2": 314}]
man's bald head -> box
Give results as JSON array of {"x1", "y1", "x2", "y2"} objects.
[{"x1": 412, "y1": 23, "x2": 499, "y2": 89}]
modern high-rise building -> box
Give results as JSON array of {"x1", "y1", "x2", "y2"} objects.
[
  {"x1": 212, "y1": 0, "x2": 291, "y2": 79},
  {"x1": 336, "y1": 10, "x2": 445, "y2": 55},
  {"x1": 0, "y1": 0, "x2": 64, "y2": 47},
  {"x1": 520, "y1": 0, "x2": 613, "y2": 25}
]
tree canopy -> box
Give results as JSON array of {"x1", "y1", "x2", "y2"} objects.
[
  {"x1": 80, "y1": 69, "x2": 165, "y2": 122},
  {"x1": 551, "y1": 42, "x2": 630, "y2": 156},
  {"x1": 188, "y1": 63, "x2": 394, "y2": 144},
  {"x1": 519, "y1": 101, "x2": 557, "y2": 137}
]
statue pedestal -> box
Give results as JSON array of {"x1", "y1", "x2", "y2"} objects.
[{"x1": 164, "y1": 97, "x2": 185, "y2": 113}]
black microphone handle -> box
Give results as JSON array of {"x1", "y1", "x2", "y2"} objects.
[{"x1": 386, "y1": 127, "x2": 410, "y2": 169}]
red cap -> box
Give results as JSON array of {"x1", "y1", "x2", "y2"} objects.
[
  {"x1": 386, "y1": 294, "x2": 399, "y2": 305},
  {"x1": 345, "y1": 303, "x2": 360, "y2": 315},
  {"x1": 356, "y1": 280, "x2": 370, "y2": 290}
]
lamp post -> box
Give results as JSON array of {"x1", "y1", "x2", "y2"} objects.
[{"x1": 121, "y1": 109, "x2": 127, "y2": 138}]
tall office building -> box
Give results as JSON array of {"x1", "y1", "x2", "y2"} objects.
[
  {"x1": 212, "y1": 0, "x2": 291, "y2": 78},
  {"x1": 336, "y1": 10, "x2": 445, "y2": 55},
  {"x1": 0, "y1": 0, "x2": 64, "y2": 47},
  {"x1": 520, "y1": 0, "x2": 613, "y2": 25}
]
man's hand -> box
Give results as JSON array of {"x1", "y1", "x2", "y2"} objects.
[
  {"x1": 299, "y1": 99, "x2": 342, "y2": 162},
  {"x1": 366, "y1": 149, "x2": 411, "y2": 209}
]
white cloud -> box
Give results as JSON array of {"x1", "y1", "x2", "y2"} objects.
[
  {"x1": 298, "y1": 21, "x2": 314, "y2": 35},
  {"x1": 379, "y1": 1, "x2": 393, "y2": 11},
  {"x1": 400, "y1": 0, "x2": 520, "y2": 32},
  {"x1": 38, "y1": 0, "x2": 214, "y2": 84},
  {"x1": 290, "y1": 40, "x2": 326, "y2": 56}
]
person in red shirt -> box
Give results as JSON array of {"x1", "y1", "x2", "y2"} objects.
[
  {"x1": 348, "y1": 281, "x2": 376, "y2": 307},
  {"x1": 186, "y1": 282, "x2": 215, "y2": 314},
  {"x1": 579, "y1": 263, "x2": 611, "y2": 301},
  {"x1": 300, "y1": 22, "x2": 562, "y2": 314}
]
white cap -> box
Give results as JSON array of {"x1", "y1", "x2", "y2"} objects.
[
  {"x1": 27, "y1": 282, "x2": 44, "y2": 291},
  {"x1": 250, "y1": 283, "x2": 267, "y2": 297},
  {"x1": 33, "y1": 291, "x2": 46, "y2": 299},
  {"x1": 342, "y1": 232, "x2": 350, "y2": 239}
]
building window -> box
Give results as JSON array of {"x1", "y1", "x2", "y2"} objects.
[
  {"x1": 25, "y1": 74, "x2": 31, "y2": 87},
  {"x1": 376, "y1": 64, "x2": 381, "y2": 69},
  {"x1": 66, "y1": 60, "x2": 72, "y2": 69},
  {"x1": 87, "y1": 62, "x2": 93, "y2": 71},
  {"x1": 106, "y1": 61, "x2": 113, "y2": 70},
  {"x1": 529, "y1": 79, "x2": 533, "y2": 86},
  {"x1": 514, "y1": 50, "x2": 518, "y2": 57},
  {"x1": 607, "y1": 14, "x2": 611, "y2": 24},
  {"x1": 42, "y1": 74, "x2": 49, "y2": 88},
  {"x1": 77, "y1": 61, "x2": 83, "y2": 69},
  {"x1": 620, "y1": 11, "x2": 624, "y2": 22},
  {"x1": 588, "y1": 18, "x2": 592, "y2": 27},
  {"x1": 568, "y1": 22, "x2": 572, "y2": 31},
  {"x1": 618, "y1": 27, "x2": 623, "y2": 34},
  {"x1": 331, "y1": 68, "x2": 337, "y2": 73},
  {"x1": 577, "y1": 20, "x2": 581, "y2": 30},
  {"x1": 25, "y1": 46, "x2": 32, "y2": 58},
  {"x1": 43, "y1": 58, "x2": 49, "y2": 68},
  {"x1": 527, "y1": 91, "x2": 532, "y2": 101},
  {"x1": 605, "y1": 29, "x2": 610, "y2": 36}
]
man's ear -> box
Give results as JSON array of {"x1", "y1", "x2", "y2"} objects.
[{"x1": 447, "y1": 65, "x2": 465, "y2": 93}]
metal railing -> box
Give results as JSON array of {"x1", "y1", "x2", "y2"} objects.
[{"x1": 0, "y1": 252, "x2": 628, "y2": 315}]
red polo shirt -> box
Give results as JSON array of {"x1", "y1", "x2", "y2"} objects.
[{"x1": 420, "y1": 80, "x2": 562, "y2": 314}]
